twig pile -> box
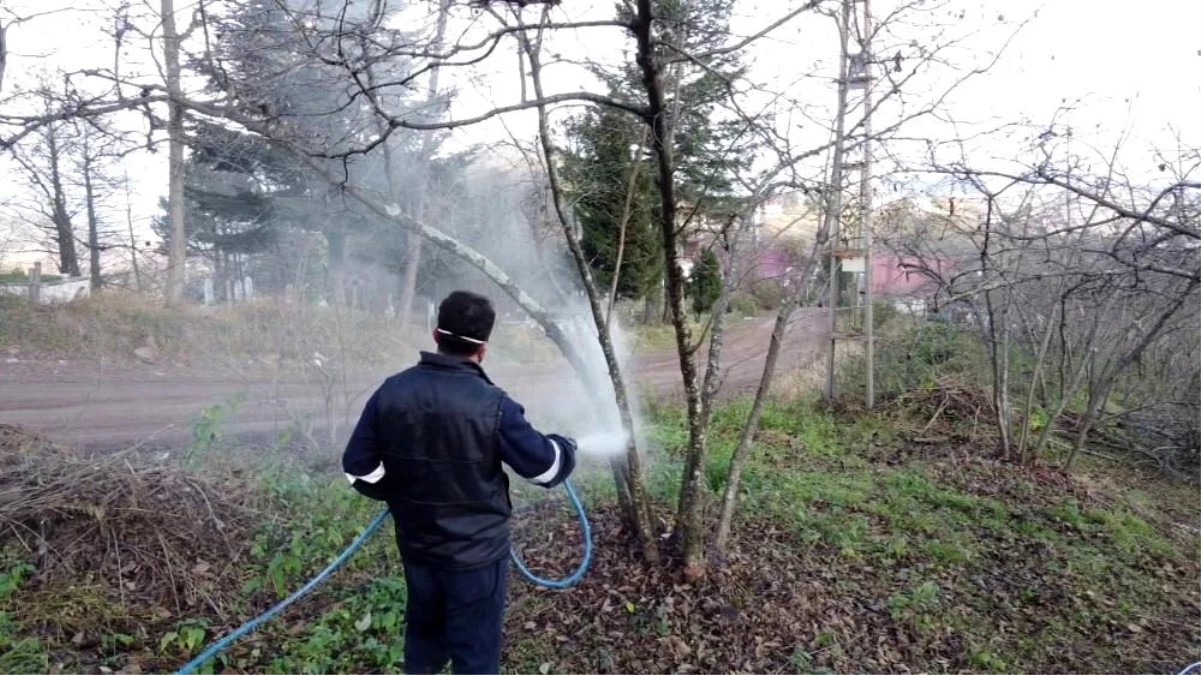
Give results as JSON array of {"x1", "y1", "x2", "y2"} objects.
[
  {"x1": 888, "y1": 377, "x2": 994, "y2": 446},
  {"x1": 0, "y1": 425, "x2": 273, "y2": 630}
]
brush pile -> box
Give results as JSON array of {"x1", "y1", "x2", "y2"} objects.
[
  {"x1": 892, "y1": 377, "x2": 991, "y2": 437},
  {"x1": 0, "y1": 425, "x2": 274, "y2": 634}
]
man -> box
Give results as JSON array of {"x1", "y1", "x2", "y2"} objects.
[{"x1": 342, "y1": 290, "x2": 577, "y2": 675}]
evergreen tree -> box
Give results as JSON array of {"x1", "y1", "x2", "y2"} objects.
[
  {"x1": 562, "y1": 0, "x2": 753, "y2": 308},
  {"x1": 561, "y1": 104, "x2": 662, "y2": 302},
  {"x1": 690, "y1": 248, "x2": 722, "y2": 315},
  {"x1": 164, "y1": 0, "x2": 434, "y2": 300}
]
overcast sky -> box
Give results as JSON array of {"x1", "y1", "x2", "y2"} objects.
[{"x1": 1, "y1": 0, "x2": 1198, "y2": 265}]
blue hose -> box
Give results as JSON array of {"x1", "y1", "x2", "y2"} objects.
[
  {"x1": 176, "y1": 508, "x2": 390, "y2": 675},
  {"x1": 508, "y1": 479, "x2": 593, "y2": 589},
  {"x1": 176, "y1": 480, "x2": 589, "y2": 675}
]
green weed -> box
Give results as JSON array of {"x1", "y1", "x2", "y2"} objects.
[
  {"x1": 0, "y1": 561, "x2": 47, "y2": 675},
  {"x1": 266, "y1": 577, "x2": 407, "y2": 674},
  {"x1": 159, "y1": 619, "x2": 210, "y2": 657},
  {"x1": 888, "y1": 581, "x2": 942, "y2": 632},
  {"x1": 185, "y1": 393, "x2": 247, "y2": 464}
]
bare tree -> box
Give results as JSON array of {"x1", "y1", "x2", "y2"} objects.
[
  {"x1": 501, "y1": 4, "x2": 659, "y2": 558},
  {"x1": 160, "y1": 0, "x2": 187, "y2": 305},
  {"x1": 889, "y1": 121, "x2": 1201, "y2": 473},
  {"x1": 9, "y1": 109, "x2": 82, "y2": 277},
  {"x1": 396, "y1": 0, "x2": 451, "y2": 330},
  {"x1": 0, "y1": 0, "x2": 1035, "y2": 574}
]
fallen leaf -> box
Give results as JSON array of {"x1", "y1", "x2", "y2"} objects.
[{"x1": 355, "y1": 612, "x2": 372, "y2": 632}]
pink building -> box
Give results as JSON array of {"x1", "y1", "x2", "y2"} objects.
[{"x1": 870, "y1": 254, "x2": 957, "y2": 299}]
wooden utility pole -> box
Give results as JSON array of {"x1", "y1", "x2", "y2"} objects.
[{"x1": 824, "y1": 0, "x2": 876, "y2": 406}]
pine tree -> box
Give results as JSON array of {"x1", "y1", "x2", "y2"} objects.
[
  {"x1": 690, "y1": 248, "x2": 722, "y2": 315},
  {"x1": 562, "y1": 0, "x2": 752, "y2": 312},
  {"x1": 561, "y1": 103, "x2": 662, "y2": 303}
]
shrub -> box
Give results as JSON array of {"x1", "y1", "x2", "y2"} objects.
[{"x1": 690, "y1": 250, "x2": 722, "y2": 315}]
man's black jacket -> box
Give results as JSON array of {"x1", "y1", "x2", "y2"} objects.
[{"x1": 342, "y1": 352, "x2": 575, "y2": 569}]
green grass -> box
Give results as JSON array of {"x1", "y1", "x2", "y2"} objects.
[
  {"x1": 0, "y1": 562, "x2": 47, "y2": 675},
  {"x1": 637, "y1": 397, "x2": 1198, "y2": 669},
  {"x1": 2, "y1": 393, "x2": 1196, "y2": 674},
  {"x1": 0, "y1": 270, "x2": 63, "y2": 283}
]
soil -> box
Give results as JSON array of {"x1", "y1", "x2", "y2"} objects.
[
  {"x1": 0, "y1": 311, "x2": 827, "y2": 450},
  {"x1": 503, "y1": 497, "x2": 1201, "y2": 675}
]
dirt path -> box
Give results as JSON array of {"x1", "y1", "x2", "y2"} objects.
[{"x1": 0, "y1": 310, "x2": 826, "y2": 450}]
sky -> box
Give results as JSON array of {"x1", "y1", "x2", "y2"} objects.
[{"x1": 1, "y1": 0, "x2": 1198, "y2": 267}]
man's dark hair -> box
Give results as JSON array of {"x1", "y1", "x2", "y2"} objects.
[{"x1": 435, "y1": 291, "x2": 496, "y2": 356}]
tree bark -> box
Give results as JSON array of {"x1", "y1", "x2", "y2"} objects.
[
  {"x1": 519, "y1": 9, "x2": 659, "y2": 562},
  {"x1": 45, "y1": 123, "x2": 81, "y2": 277},
  {"x1": 124, "y1": 171, "x2": 143, "y2": 291},
  {"x1": 397, "y1": 0, "x2": 451, "y2": 332},
  {"x1": 632, "y1": 0, "x2": 707, "y2": 578},
  {"x1": 83, "y1": 151, "x2": 102, "y2": 290},
  {"x1": 607, "y1": 128, "x2": 649, "y2": 324},
  {"x1": 161, "y1": 0, "x2": 187, "y2": 306}
]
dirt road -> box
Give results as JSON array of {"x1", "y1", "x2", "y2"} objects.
[{"x1": 0, "y1": 311, "x2": 826, "y2": 450}]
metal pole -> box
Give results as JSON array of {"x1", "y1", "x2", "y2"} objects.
[
  {"x1": 861, "y1": 0, "x2": 875, "y2": 409},
  {"x1": 823, "y1": 0, "x2": 853, "y2": 402}
]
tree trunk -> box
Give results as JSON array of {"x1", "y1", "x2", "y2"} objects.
[
  {"x1": 0, "y1": 22, "x2": 7, "y2": 95},
  {"x1": 633, "y1": 0, "x2": 707, "y2": 578},
  {"x1": 520, "y1": 9, "x2": 659, "y2": 562},
  {"x1": 161, "y1": 0, "x2": 187, "y2": 306},
  {"x1": 715, "y1": 305, "x2": 789, "y2": 550},
  {"x1": 45, "y1": 124, "x2": 80, "y2": 277},
  {"x1": 715, "y1": 234, "x2": 824, "y2": 553},
  {"x1": 607, "y1": 129, "x2": 649, "y2": 324},
  {"x1": 995, "y1": 295, "x2": 1013, "y2": 458},
  {"x1": 1065, "y1": 386, "x2": 1106, "y2": 470},
  {"x1": 83, "y1": 154, "x2": 102, "y2": 290},
  {"x1": 397, "y1": 0, "x2": 451, "y2": 332},
  {"x1": 1016, "y1": 299, "x2": 1060, "y2": 463},
  {"x1": 326, "y1": 229, "x2": 347, "y2": 306},
  {"x1": 1032, "y1": 292, "x2": 1114, "y2": 457},
  {"x1": 125, "y1": 177, "x2": 143, "y2": 291},
  {"x1": 684, "y1": 224, "x2": 743, "y2": 567},
  {"x1": 1064, "y1": 280, "x2": 1198, "y2": 469}
]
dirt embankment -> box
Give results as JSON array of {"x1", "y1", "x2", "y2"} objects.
[{"x1": 0, "y1": 298, "x2": 827, "y2": 449}]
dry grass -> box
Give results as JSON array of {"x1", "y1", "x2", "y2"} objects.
[
  {"x1": 0, "y1": 292, "x2": 559, "y2": 373},
  {"x1": 0, "y1": 425, "x2": 274, "y2": 635},
  {"x1": 770, "y1": 341, "x2": 862, "y2": 401}
]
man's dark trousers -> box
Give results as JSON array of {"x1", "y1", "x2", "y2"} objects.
[{"x1": 403, "y1": 556, "x2": 508, "y2": 675}]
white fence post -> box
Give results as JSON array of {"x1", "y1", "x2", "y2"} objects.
[{"x1": 28, "y1": 262, "x2": 42, "y2": 303}]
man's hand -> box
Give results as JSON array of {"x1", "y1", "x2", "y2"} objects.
[
  {"x1": 543, "y1": 434, "x2": 578, "y2": 488},
  {"x1": 547, "y1": 434, "x2": 578, "y2": 456}
]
